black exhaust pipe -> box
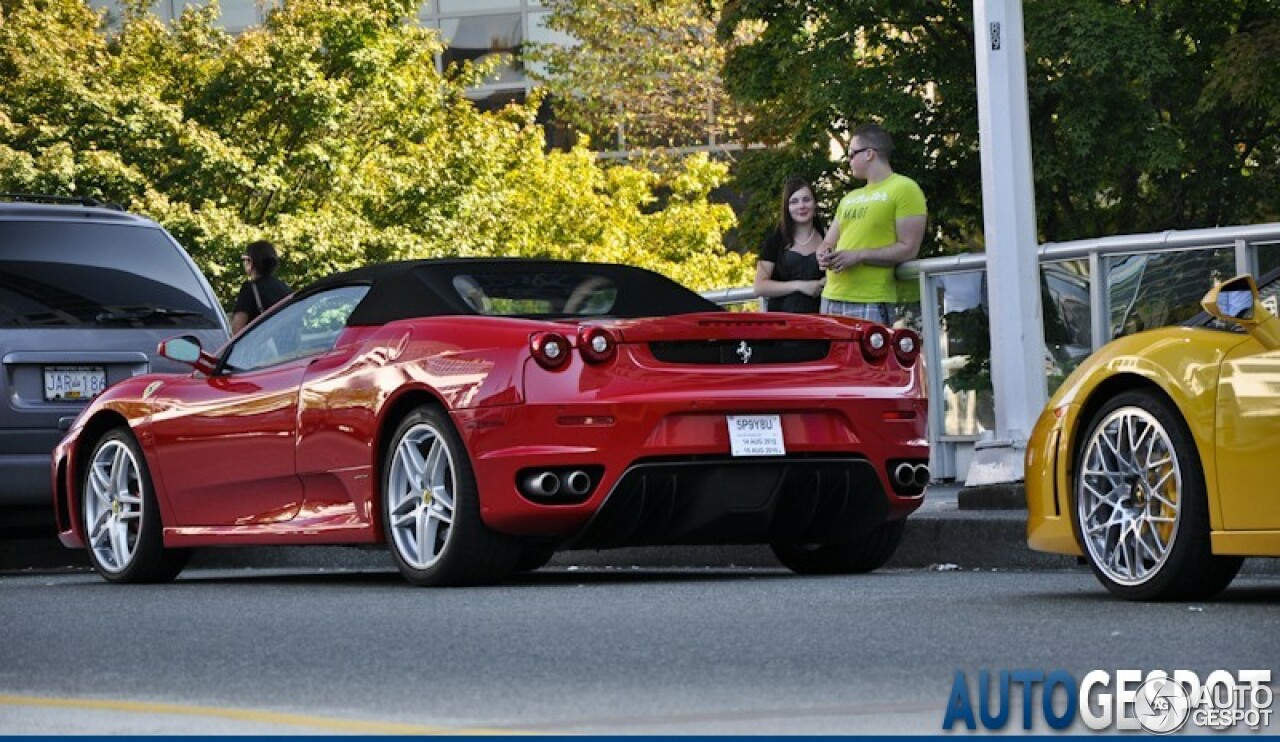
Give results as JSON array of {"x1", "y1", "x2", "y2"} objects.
[
  {"x1": 893, "y1": 462, "x2": 916, "y2": 489},
  {"x1": 913, "y1": 464, "x2": 930, "y2": 488}
]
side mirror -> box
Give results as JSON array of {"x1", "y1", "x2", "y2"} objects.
[
  {"x1": 158, "y1": 335, "x2": 217, "y2": 374},
  {"x1": 159, "y1": 335, "x2": 201, "y2": 363},
  {"x1": 1202, "y1": 275, "x2": 1265, "y2": 323},
  {"x1": 1217, "y1": 289, "x2": 1255, "y2": 319},
  {"x1": 1201, "y1": 275, "x2": 1280, "y2": 350}
]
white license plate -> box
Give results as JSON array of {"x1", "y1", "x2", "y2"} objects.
[
  {"x1": 43, "y1": 366, "x2": 108, "y2": 402},
  {"x1": 726, "y1": 414, "x2": 786, "y2": 457}
]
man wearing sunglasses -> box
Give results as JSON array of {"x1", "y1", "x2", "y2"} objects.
[{"x1": 817, "y1": 123, "x2": 928, "y2": 326}]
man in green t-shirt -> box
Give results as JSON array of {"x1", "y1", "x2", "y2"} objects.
[{"x1": 817, "y1": 123, "x2": 928, "y2": 325}]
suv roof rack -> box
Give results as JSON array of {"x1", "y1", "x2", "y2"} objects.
[{"x1": 0, "y1": 193, "x2": 125, "y2": 211}]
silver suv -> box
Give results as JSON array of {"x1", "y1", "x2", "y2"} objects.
[{"x1": 1, "y1": 196, "x2": 229, "y2": 532}]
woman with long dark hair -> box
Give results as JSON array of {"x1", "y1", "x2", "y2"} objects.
[{"x1": 752, "y1": 176, "x2": 827, "y2": 313}]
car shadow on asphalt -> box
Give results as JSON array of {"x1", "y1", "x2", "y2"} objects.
[{"x1": 1209, "y1": 583, "x2": 1280, "y2": 603}]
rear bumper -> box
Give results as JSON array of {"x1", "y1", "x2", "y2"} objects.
[{"x1": 455, "y1": 396, "x2": 927, "y2": 544}]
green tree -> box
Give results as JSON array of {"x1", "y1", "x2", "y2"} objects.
[
  {"x1": 527, "y1": 0, "x2": 744, "y2": 153},
  {"x1": 0, "y1": 0, "x2": 751, "y2": 306},
  {"x1": 719, "y1": 0, "x2": 1280, "y2": 254}
]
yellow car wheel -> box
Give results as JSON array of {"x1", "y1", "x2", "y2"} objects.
[{"x1": 1074, "y1": 390, "x2": 1241, "y2": 601}]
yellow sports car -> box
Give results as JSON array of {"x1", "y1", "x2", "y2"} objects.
[{"x1": 1026, "y1": 274, "x2": 1280, "y2": 600}]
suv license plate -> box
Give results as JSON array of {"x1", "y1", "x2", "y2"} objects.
[
  {"x1": 43, "y1": 366, "x2": 108, "y2": 402},
  {"x1": 726, "y1": 414, "x2": 786, "y2": 457}
]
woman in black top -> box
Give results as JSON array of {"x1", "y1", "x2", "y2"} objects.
[
  {"x1": 230, "y1": 240, "x2": 292, "y2": 333},
  {"x1": 753, "y1": 176, "x2": 827, "y2": 313}
]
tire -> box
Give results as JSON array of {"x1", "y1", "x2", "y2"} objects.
[
  {"x1": 1073, "y1": 390, "x2": 1242, "y2": 601},
  {"x1": 82, "y1": 429, "x2": 189, "y2": 583},
  {"x1": 382, "y1": 405, "x2": 520, "y2": 586},
  {"x1": 513, "y1": 544, "x2": 557, "y2": 573},
  {"x1": 771, "y1": 519, "x2": 905, "y2": 575}
]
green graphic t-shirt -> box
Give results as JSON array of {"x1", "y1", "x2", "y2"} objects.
[{"x1": 823, "y1": 173, "x2": 927, "y2": 304}]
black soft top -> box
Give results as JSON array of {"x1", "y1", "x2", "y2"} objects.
[{"x1": 301, "y1": 258, "x2": 723, "y2": 326}]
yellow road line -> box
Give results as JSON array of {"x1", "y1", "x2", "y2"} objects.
[{"x1": 0, "y1": 694, "x2": 529, "y2": 735}]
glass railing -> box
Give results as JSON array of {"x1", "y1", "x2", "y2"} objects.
[{"x1": 705, "y1": 222, "x2": 1280, "y2": 481}]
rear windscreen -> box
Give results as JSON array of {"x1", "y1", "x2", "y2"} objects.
[
  {"x1": 0, "y1": 221, "x2": 223, "y2": 328},
  {"x1": 452, "y1": 272, "x2": 620, "y2": 316}
]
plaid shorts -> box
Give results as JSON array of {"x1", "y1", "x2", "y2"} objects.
[{"x1": 820, "y1": 298, "x2": 893, "y2": 325}]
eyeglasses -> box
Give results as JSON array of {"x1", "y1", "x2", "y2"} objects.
[{"x1": 850, "y1": 147, "x2": 876, "y2": 158}]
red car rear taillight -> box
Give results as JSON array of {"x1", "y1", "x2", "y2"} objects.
[
  {"x1": 578, "y1": 327, "x2": 617, "y2": 364},
  {"x1": 892, "y1": 328, "x2": 921, "y2": 366},
  {"x1": 530, "y1": 331, "x2": 571, "y2": 370},
  {"x1": 860, "y1": 326, "x2": 891, "y2": 363}
]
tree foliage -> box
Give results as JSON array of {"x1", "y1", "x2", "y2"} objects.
[
  {"x1": 0, "y1": 0, "x2": 751, "y2": 305},
  {"x1": 719, "y1": 0, "x2": 1280, "y2": 254},
  {"x1": 527, "y1": 0, "x2": 744, "y2": 153}
]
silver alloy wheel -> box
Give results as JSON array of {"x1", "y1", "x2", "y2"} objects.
[
  {"x1": 1077, "y1": 405, "x2": 1182, "y2": 586},
  {"x1": 85, "y1": 439, "x2": 145, "y2": 573},
  {"x1": 386, "y1": 421, "x2": 457, "y2": 570}
]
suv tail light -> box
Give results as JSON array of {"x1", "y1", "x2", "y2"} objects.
[
  {"x1": 530, "y1": 332, "x2": 571, "y2": 370},
  {"x1": 892, "y1": 328, "x2": 921, "y2": 366},
  {"x1": 578, "y1": 327, "x2": 617, "y2": 364},
  {"x1": 860, "y1": 326, "x2": 891, "y2": 363}
]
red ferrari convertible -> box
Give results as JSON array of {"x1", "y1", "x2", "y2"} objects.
[{"x1": 52, "y1": 259, "x2": 929, "y2": 586}]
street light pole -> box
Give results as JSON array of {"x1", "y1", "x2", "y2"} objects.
[{"x1": 966, "y1": 0, "x2": 1047, "y2": 495}]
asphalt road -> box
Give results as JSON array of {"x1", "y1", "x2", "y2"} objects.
[{"x1": 2, "y1": 566, "x2": 1278, "y2": 734}]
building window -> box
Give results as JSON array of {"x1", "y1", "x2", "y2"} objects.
[
  {"x1": 422, "y1": 1, "x2": 556, "y2": 144},
  {"x1": 88, "y1": 0, "x2": 274, "y2": 33},
  {"x1": 438, "y1": 13, "x2": 524, "y2": 86},
  {"x1": 213, "y1": 0, "x2": 265, "y2": 33}
]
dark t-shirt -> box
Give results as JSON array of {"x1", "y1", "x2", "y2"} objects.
[
  {"x1": 757, "y1": 226, "x2": 824, "y2": 313},
  {"x1": 232, "y1": 276, "x2": 292, "y2": 322}
]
